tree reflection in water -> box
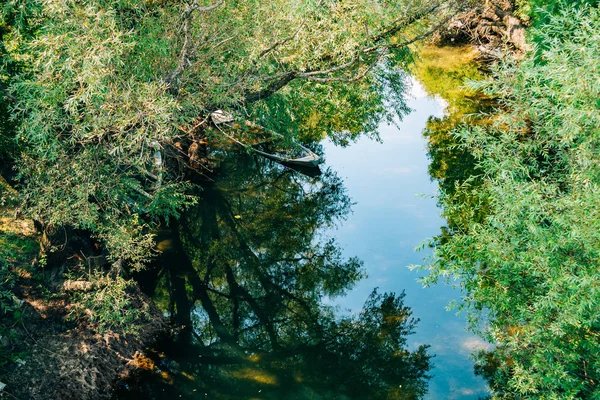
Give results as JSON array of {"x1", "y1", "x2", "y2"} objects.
[{"x1": 117, "y1": 151, "x2": 432, "y2": 400}]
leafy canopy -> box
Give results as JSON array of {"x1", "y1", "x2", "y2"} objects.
[
  {"x1": 0, "y1": 0, "x2": 460, "y2": 267},
  {"x1": 423, "y1": 3, "x2": 600, "y2": 398}
]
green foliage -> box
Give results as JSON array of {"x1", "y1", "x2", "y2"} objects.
[
  {"x1": 1, "y1": 0, "x2": 459, "y2": 268},
  {"x1": 515, "y1": 0, "x2": 599, "y2": 22},
  {"x1": 515, "y1": 0, "x2": 600, "y2": 54},
  {"x1": 0, "y1": 1, "x2": 40, "y2": 166},
  {"x1": 2, "y1": 0, "x2": 188, "y2": 267},
  {"x1": 67, "y1": 272, "x2": 150, "y2": 334},
  {"x1": 423, "y1": 4, "x2": 600, "y2": 398}
]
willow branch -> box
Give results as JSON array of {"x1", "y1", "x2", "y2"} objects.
[
  {"x1": 373, "y1": 2, "x2": 445, "y2": 42},
  {"x1": 241, "y1": 1, "x2": 459, "y2": 103},
  {"x1": 243, "y1": 71, "x2": 297, "y2": 102},
  {"x1": 188, "y1": 0, "x2": 224, "y2": 13},
  {"x1": 166, "y1": 0, "x2": 225, "y2": 85},
  {"x1": 258, "y1": 20, "x2": 306, "y2": 59},
  {"x1": 388, "y1": 11, "x2": 457, "y2": 50}
]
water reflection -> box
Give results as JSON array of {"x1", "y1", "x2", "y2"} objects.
[
  {"x1": 322, "y1": 78, "x2": 490, "y2": 398},
  {"x1": 117, "y1": 151, "x2": 432, "y2": 399}
]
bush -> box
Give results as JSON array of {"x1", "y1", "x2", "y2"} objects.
[
  {"x1": 67, "y1": 272, "x2": 150, "y2": 335},
  {"x1": 424, "y1": 3, "x2": 600, "y2": 397}
]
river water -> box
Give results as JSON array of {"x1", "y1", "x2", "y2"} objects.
[
  {"x1": 322, "y1": 78, "x2": 490, "y2": 399},
  {"x1": 115, "y1": 78, "x2": 490, "y2": 399}
]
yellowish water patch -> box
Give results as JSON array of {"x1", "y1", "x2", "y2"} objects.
[
  {"x1": 230, "y1": 368, "x2": 278, "y2": 385},
  {"x1": 411, "y1": 44, "x2": 484, "y2": 115}
]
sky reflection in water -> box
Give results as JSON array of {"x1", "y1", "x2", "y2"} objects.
[{"x1": 323, "y1": 78, "x2": 490, "y2": 400}]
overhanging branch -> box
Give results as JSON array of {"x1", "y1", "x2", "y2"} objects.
[
  {"x1": 240, "y1": 2, "x2": 459, "y2": 101},
  {"x1": 166, "y1": 0, "x2": 225, "y2": 87}
]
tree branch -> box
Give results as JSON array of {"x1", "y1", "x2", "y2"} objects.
[
  {"x1": 166, "y1": 0, "x2": 225, "y2": 86},
  {"x1": 372, "y1": 2, "x2": 445, "y2": 42},
  {"x1": 0, "y1": 82, "x2": 16, "y2": 102},
  {"x1": 188, "y1": 0, "x2": 225, "y2": 13},
  {"x1": 237, "y1": 1, "x2": 459, "y2": 103},
  {"x1": 258, "y1": 20, "x2": 306, "y2": 59},
  {"x1": 243, "y1": 71, "x2": 297, "y2": 102},
  {"x1": 388, "y1": 11, "x2": 457, "y2": 50}
]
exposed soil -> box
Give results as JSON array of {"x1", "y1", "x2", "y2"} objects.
[
  {"x1": 4, "y1": 287, "x2": 165, "y2": 400},
  {"x1": 0, "y1": 213, "x2": 167, "y2": 400}
]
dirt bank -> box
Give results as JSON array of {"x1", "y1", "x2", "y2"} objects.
[
  {"x1": 4, "y1": 289, "x2": 165, "y2": 400},
  {"x1": 0, "y1": 210, "x2": 167, "y2": 400}
]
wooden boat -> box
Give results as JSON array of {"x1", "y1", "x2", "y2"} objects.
[
  {"x1": 211, "y1": 110, "x2": 322, "y2": 168},
  {"x1": 251, "y1": 148, "x2": 321, "y2": 167}
]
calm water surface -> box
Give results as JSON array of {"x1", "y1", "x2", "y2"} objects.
[
  {"x1": 115, "y1": 78, "x2": 489, "y2": 400},
  {"x1": 323, "y1": 78, "x2": 490, "y2": 399}
]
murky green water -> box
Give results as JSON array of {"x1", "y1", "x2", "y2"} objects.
[{"x1": 115, "y1": 78, "x2": 489, "y2": 400}]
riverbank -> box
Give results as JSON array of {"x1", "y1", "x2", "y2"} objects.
[
  {"x1": 420, "y1": 2, "x2": 600, "y2": 397},
  {"x1": 0, "y1": 206, "x2": 167, "y2": 400}
]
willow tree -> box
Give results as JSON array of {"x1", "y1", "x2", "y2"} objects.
[
  {"x1": 424, "y1": 3, "x2": 600, "y2": 397},
  {"x1": 1, "y1": 0, "x2": 461, "y2": 267}
]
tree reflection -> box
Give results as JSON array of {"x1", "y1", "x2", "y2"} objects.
[
  {"x1": 122, "y1": 152, "x2": 432, "y2": 400},
  {"x1": 412, "y1": 45, "x2": 495, "y2": 242}
]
